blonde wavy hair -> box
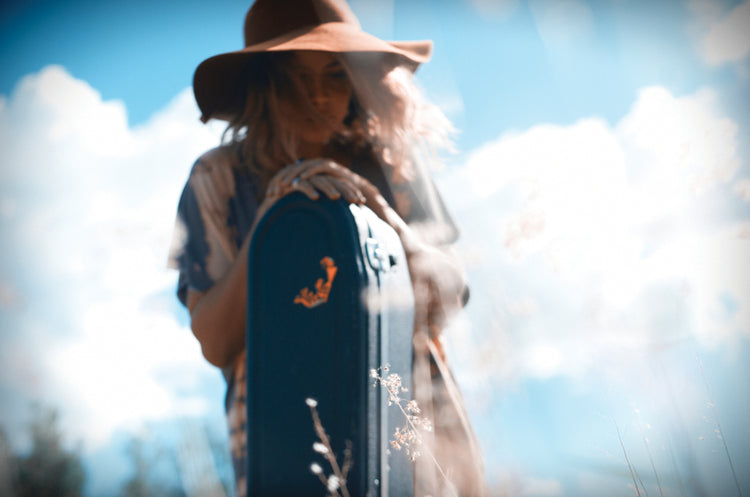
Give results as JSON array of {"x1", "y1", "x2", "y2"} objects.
[{"x1": 223, "y1": 52, "x2": 454, "y2": 187}]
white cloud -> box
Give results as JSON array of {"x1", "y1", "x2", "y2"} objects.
[
  {"x1": 690, "y1": 0, "x2": 750, "y2": 66},
  {"x1": 735, "y1": 177, "x2": 750, "y2": 200},
  {"x1": 0, "y1": 65, "x2": 225, "y2": 448},
  {"x1": 439, "y1": 85, "x2": 748, "y2": 384}
]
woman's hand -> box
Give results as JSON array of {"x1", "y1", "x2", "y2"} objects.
[
  {"x1": 267, "y1": 157, "x2": 468, "y2": 333},
  {"x1": 266, "y1": 158, "x2": 367, "y2": 204}
]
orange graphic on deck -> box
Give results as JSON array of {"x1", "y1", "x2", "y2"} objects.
[{"x1": 294, "y1": 257, "x2": 338, "y2": 308}]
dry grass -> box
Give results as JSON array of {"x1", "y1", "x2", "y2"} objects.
[{"x1": 305, "y1": 365, "x2": 461, "y2": 497}]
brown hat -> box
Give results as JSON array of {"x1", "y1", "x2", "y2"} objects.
[{"x1": 193, "y1": 0, "x2": 433, "y2": 122}]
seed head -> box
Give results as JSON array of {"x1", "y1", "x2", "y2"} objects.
[{"x1": 327, "y1": 475, "x2": 341, "y2": 491}]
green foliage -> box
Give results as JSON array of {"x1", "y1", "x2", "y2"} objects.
[{"x1": 7, "y1": 406, "x2": 85, "y2": 497}]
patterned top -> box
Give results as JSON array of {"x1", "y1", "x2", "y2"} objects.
[
  {"x1": 168, "y1": 142, "x2": 482, "y2": 497},
  {"x1": 168, "y1": 144, "x2": 260, "y2": 495}
]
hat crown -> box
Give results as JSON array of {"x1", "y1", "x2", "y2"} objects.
[{"x1": 244, "y1": 0, "x2": 361, "y2": 47}]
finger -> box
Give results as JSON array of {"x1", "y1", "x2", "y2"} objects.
[
  {"x1": 287, "y1": 160, "x2": 315, "y2": 180},
  {"x1": 299, "y1": 159, "x2": 349, "y2": 180},
  {"x1": 307, "y1": 175, "x2": 341, "y2": 200},
  {"x1": 269, "y1": 179, "x2": 288, "y2": 198},
  {"x1": 337, "y1": 177, "x2": 367, "y2": 204},
  {"x1": 266, "y1": 179, "x2": 278, "y2": 198},
  {"x1": 269, "y1": 180, "x2": 285, "y2": 199},
  {"x1": 273, "y1": 168, "x2": 297, "y2": 190},
  {"x1": 286, "y1": 158, "x2": 336, "y2": 179},
  {"x1": 292, "y1": 179, "x2": 320, "y2": 201},
  {"x1": 268, "y1": 170, "x2": 293, "y2": 198},
  {"x1": 284, "y1": 177, "x2": 320, "y2": 200},
  {"x1": 272, "y1": 159, "x2": 356, "y2": 200},
  {"x1": 274, "y1": 159, "x2": 336, "y2": 196},
  {"x1": 298, "y1": 163, "x2": 365, "y2": 204},
  {"x1": 326, "y1": 176, "x2": 365, "y2": 204},
  {"x1": 271, "y1": 160, "x2": 308, "y2": 191}
]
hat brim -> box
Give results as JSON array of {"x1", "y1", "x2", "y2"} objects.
[{"x1": 193, "y1": 22, "x2": 432, "y2": 122}]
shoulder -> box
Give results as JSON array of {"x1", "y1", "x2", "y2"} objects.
[
  {"x1": 190, "y1": 143, "x2": 242, "y2": 178},
  {"x1": 185, "y1": 143, "x2": 246, "y2": 199}
]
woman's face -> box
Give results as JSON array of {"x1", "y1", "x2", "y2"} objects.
[{"x1": 280, "y1": 51, "x2": 353, "y2": 156}]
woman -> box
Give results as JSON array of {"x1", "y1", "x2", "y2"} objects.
[{"x1": 169, "y1": 0, "x2": 487, "y2": 495}]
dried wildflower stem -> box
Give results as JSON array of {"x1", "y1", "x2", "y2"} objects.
[
  {"x1": 308, "y1": 400, "x2": 351, "y2": 497},
  {"x1": 634, "y1": 409, "x2": 664, "y2": 497},
  {"x1": 393, "y1": 394, "x2": 456, "y2": 496},
  {"x1": 698, "y1": 357, "x2": 744, "y2": 497},
  {"x1": 614, "y1": 418, "x2": 643, "y2": 497},
  {"x1": 372, "y1": 367, "x2": 457, "y2": 497},
  {"x1": 665, "y1": 444, "x2": 687, "y2": 497},
  {"x1": 340, "y1": 440, "x2": 353, "y2": 482},
  {"x1": 311, "y1": 468, "x2": 336, "y2": 496},
  {"x1": 644, "y1": 442, "x2": 663, "y2": 497}
]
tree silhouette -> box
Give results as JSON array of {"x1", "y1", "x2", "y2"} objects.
[
  {"x1": 10, "y1": 406, "x2": 85, "y2": 497},
  {"x1": 1, "y1": 405, "x2": 234, "y2": 497},
  {"x1": 0, "y1": 427, "x2": 15, "y2": 496}
]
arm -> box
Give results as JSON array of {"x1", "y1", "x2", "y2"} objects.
[{"x1": 186, "y1": 193, "x2": 279, "y2": 368}]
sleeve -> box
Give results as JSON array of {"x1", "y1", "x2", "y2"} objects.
[
  {"x1": 168, "y1": 181, "x2": 214, "y2": 306},
  {"x1": 168, "y1": 155, "x2": 239, "y2": 307}
]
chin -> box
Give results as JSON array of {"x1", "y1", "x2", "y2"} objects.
[{"x1": 302, "y1": 131, "x2": 336, "y2": 146}]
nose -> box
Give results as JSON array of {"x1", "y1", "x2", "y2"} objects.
[{"x1": 305, "y1": 76, "x2": 328, "y2": 108}]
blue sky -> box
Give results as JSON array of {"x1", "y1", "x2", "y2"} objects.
[{"x1": 1, "y1": 0, "x2": 749, "y2": 496}]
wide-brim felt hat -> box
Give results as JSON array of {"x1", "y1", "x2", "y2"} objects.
[{"x1": 193, "y1": 0, "x2": 433, "y2": 122}]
